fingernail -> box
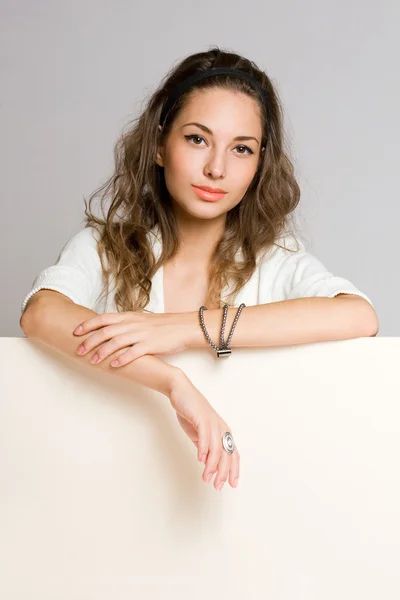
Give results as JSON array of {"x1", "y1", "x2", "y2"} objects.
[
  {"x1": 74, "y1": 325, "x2": 83, "y2": 334},
  {"x1": 206, "y1": 472, "x2": 212, "y2": 483},
  {"x1": 111, "y1": 359, "x2": 119, "y2": 367},
  {"x1": 233, "y1": 478, "x2": 238, "y2": 487},
  {"x1": 77, "y1": 345, "x2": 85, "y2": 355},
  {"x1": 90, "y1": 354, "x2": 99, "y2": 364},
  {"x1": 217, "y1": 482, "x2": 224, "y2": 491}
]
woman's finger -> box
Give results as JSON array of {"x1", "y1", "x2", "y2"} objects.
[
  {"x1": 109, "y1": 343, "x2": 148, "y2": 366},
  {"x1": 76, "y1": 324, "x2": 132, "y2": 355},
  {"x1": 90, "y1": 337, "x2": 137, "y2": 363},
  {"x1": 197, "y1": 420, "x2": 210, "y2": 464},
  {"x1": 213, "y1": 444, "x2": 231, "y2": 491},
  {"x1": 74, "y1": 313, "x2": 125, "y2": 335},
  {"x1": 228, "y1": 448, "x2": 240, "y2": 488},
  {"x1": 86, "y1": 334, "x2": 141, "y2": 364},
  {"x1": 203, "y1": 424, "x2": 222, "y2": 484}
]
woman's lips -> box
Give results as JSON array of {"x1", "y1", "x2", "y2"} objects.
[{"x1": 192, "y1": 185, "x2": 227, "y2": 202}]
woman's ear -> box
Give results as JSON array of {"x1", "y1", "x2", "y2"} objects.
[
  {"x1": 256, "y1": 146, "x2": 266, "y2": 172},
  {"x1": 155, "y1": 124, "x2": 164, "y2": 167}
]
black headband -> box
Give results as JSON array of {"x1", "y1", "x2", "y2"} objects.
[{"x1": 159, "y1": 67, "x2": 270, "y2": 134}]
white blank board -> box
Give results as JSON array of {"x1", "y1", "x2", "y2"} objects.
[{"x1": 1, "y1": 337, "x2": 399, "y2": 599}]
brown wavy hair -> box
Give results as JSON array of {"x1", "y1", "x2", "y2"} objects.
[{"x1": 83, "y1": 45, "x2": 303, "y2": 312}]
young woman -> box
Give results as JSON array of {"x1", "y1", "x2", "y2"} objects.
[{"x1": 20, "y1": 46, "x2": 379, "y2": 493}]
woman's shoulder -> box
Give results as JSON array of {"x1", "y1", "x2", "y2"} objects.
[
  {"x1": 256, "y1": 229, "x2": 306, "y2": 265},
  {"x1": 44, "y1": 225, "x2": 103, "y2": 267},
  {"x1": 61, "y1": 224, "x2": 102, "y2": 251},
  {"x1": 65, "y1": 223, "x2": 161, "y2": 262},
  {"x1": 20, "y1": 225, "x2": 105, "y2": 315},
  {"x1": 273, "y1": 230, "x2": 305, "y2": 253}
]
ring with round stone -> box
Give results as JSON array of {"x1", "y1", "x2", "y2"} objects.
[{"x1": 222, "y1": 431, "x2": 235, "y2": 454}]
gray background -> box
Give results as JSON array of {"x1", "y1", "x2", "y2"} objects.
[{"x1": 1, "y1": 0, "x2": 398, "y2": 337}]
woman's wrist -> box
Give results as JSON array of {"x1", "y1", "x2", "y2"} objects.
[
  {"x1": 165, "y1": 365, "x2": 189, "y2": 399},
  {"x1": 186, "y1": 307, "x2": 235, "y2": 349},
  {"x1": 122, "y1": 353, "x2": 185, "y2": 400},
  {"x1": 185, "y1": 310, "x2": 218, "y2": 348}
]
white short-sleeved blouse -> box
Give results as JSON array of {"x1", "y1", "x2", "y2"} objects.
[{"x1": 21, "y1": 224, "x2": 375, "y2": 315}]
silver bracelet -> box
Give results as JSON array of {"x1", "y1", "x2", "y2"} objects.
[{"x1": 199, "y1": 303, "x2": 246, "y2": 358}]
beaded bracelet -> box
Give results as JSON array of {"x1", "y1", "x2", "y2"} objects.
[{"x1": 199, "y1": 303, "x2": 246, "y2": 357}]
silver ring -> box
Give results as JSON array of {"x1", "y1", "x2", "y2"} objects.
[{"x1": 222, "y1": 431, "x2": 235, "y2": 454}]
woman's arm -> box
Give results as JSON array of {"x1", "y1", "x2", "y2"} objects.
[
  {"x1": 188, "y1": 294, "x2": 379, "y2": 349},
  {"x1": 20, "y1": 291, "x2": 184, "y2": 397},
  {"x1": 20, "y1": 290, "x2": 242, "y2": 489}
]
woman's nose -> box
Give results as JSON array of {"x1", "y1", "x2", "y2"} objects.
[{"x1": 204, "y1": 156, "x2": 226, "y2": 178}]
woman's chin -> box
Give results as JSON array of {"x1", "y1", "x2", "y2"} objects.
[
  {"x1": 184, "y1": 204, "x2": 226, "y2": 221},
  {"x1": 172, "y1": 199, "x2": 227, "y2": 221}
]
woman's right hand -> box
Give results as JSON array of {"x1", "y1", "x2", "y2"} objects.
[{"x1": 168, "y1": 372, "x2": 240, "y2": 491}]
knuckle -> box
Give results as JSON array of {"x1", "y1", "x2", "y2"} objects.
[
  {"x1": 119, "y1": 349, "x2": 132, "y2": 362},
  {"x1": 101, "y1": 342, "x2": 112, "y2": 354},
  {"x1": 218, "y1": 467, "x2": 229, "y2": 480},
  {"x1": 208, "y1": 453, "x2": 219, "y2": 467},
  {"x1": 208, "y1": 458, "x2": 220, "y2": 472}
]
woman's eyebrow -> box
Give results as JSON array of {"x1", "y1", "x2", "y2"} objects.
[{"x1": 181, "y1": 122, "x2": 260, "y2": 145}]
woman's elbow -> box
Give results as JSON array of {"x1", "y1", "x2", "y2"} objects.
[{"x1": 361, "y1": 304, "x2": 379, "y2": 337}]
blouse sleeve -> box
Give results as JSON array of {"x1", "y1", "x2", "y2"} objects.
[
  {"x1": 273, "y1": 234, "x2": 375, "y2": 309},
  {"x1": 21, "y1": 226, "x2": 104, "y2": 315}
]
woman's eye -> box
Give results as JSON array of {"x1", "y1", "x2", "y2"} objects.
[
  {"x1": 185, "y1": 135, "x2": 254, "y2": 155},
  {"x1": 185, "y1": 134, "x2": 205, "y2": 145},
  {"x1": 234, "y1": 145, "x2": 254, "y2": 155}
]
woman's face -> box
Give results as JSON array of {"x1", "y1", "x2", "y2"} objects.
[{"x1": 156, "y1": 87, "x2": 264, "y2": 222}]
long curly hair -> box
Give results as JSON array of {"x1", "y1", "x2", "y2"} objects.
[{"x1": 83, "y1": 45, "x2": 302, "y2": 312}]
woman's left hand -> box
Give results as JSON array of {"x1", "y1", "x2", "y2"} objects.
[{"x1": 73, "y1": 311, "x2": 196, "y2": 367}]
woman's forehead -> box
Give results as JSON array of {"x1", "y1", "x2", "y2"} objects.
[{"x1": 174, "y1": 90, "x2": 263, "y2": 133}]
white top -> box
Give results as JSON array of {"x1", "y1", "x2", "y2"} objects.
[{"x1": 21, "y1": 225, "x2": 375, "y2": 315}]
